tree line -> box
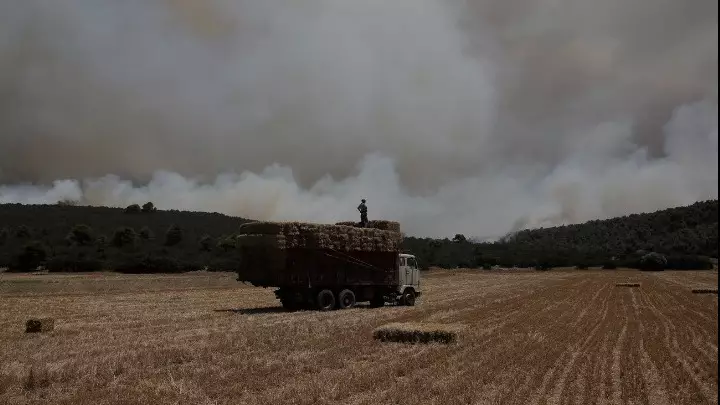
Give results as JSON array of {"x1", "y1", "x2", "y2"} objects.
[{"x1": 0, "y1": 200, "x2": 716, "y2": 273}]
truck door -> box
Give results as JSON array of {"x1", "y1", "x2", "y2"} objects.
[{"x1": 408, "y1": 257, "x2": 419, "y2": 286}]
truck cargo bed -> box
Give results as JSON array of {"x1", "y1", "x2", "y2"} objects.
[{"x1": 237, "y1": 247, "x2": 399, "y2": 288}]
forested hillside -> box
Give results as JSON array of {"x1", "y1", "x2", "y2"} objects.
[
  {"x1": 0, "y1": 200, "x2": 716, "y2": 272},
  {"x1": 0, "y1": 202, "x2": 251, "y2": 272}
]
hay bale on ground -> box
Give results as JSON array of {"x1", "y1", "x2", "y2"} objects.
[
  {"x1": 615, "y1": 282, "x2": 641, "y2": 287},
  {"x1": 25, "y1": 318, "x2": 55, "y2": 333},
  {"x1": 691, "y1": 288, "x2": 718, "y2": 294},
  {"x1": 373, "y1": 322, "x2": 464, "y2": 344}
]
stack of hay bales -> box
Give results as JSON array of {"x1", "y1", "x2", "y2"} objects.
[{"x1": 237, "y1": 221, "x2": 403, "y2": 252}]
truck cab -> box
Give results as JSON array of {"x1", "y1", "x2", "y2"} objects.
[{"x1": 397, "y1": 253, "x2": 422, "y2": 305}]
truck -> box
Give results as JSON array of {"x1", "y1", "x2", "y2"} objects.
[{"x1": 236, "y1": 246, "x2": 422, "y2": 311}]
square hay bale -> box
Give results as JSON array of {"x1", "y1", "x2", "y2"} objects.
[
  {"x1": 367, "y1": 220, "x2": 401, "y2": 232},
  {"x1": 236, "y1": 234, "x2": 287, "y2": 249},
  {"x1": 691, "y1": 288, "x2": 718, "y2": 294},
  {"x1": 239, "y1": 220, "x2": 402, "y2": 252},
  {"x1": 25, "y1": 318, "x2": 55, "y2": 333},
  {"x1": 373, "y1": 322, "x2": 464, "y2": 344},
  {"x1": 615, "y1": 282, "x2": 641, "y2": 287}
]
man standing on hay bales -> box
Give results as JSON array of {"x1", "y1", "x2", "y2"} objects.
[{"x1": 357, "y1": 199, "x2": 368, "y2": 228}]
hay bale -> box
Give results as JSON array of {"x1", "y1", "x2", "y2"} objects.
[
  {"x1": 367, "y1": 220, "x2": 401, "y2": 232},
  {"x1": 334, "y1": 220, "x2": 401, "y2": 232},
  {"x1": 25, "y1": 318, "x2": 54, "y2": 333},
  {"x1": 373, "y1": 322, "x2": 464, "y2": 344},
  {"x1": 615, "y1": 282, "x2": 641, "y2": 287},
  {"x1": 691, "y1": 288, "x2": 718, "y2": 294},
  {"x1": 238, "y1": 221, "x2": 402, "y2": 252},
  {"x1": 236, "y1": 234, "x2": 287, "y2": 249}
]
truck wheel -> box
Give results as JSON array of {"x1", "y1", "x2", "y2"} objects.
[
  {"x1": 316, "y1": 289, "x2": 335, "y2": 311},
  {"x1": 401, "y1": 289, "x2": 416, "y2": 306},
  {"x1": 337, "y1": 289, "x2": 356, "y2": 309}
]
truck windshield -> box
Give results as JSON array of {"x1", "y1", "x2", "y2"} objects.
[{"x1": 408, "y1": 258, "x2": 417, "y2": 269}]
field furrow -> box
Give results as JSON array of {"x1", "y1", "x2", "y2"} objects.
[{"x1": 0, "y1": 270, "x2": 717, "y2": 405}]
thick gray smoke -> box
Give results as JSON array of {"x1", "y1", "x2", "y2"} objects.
[{"x1": 0, "y1": 0, "x2": 717, "y2": 238}]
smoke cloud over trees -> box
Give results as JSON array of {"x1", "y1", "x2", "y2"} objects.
[{"x1": 1, "y1": 0, "x2": 717, "y2": 238}]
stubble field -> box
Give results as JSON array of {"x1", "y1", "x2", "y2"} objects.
[{"x1": 0, "y1": 269, "x2": 717, "y2": 405}]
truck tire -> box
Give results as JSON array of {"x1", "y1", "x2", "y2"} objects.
[
  {"x1": 337, "y1": 289, "x2": 356, "y2": 309},
  {"x1": 401, "y1": 289, "x2": 416, "y2": 306},
  {"x1": 316, "y1": 289, "x2": 335, "y2": 311}
]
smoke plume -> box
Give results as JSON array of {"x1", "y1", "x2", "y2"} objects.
[{"x1": 0, "y1": 0, "x2": 717, "y2": 238}]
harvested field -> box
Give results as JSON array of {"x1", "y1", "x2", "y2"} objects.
[
  {"x1": 372, "y1": 322, "x2": 464, "y2": 344},
  {"x1": 0, "y1": 269, "x2": 717, "y2": 404}
]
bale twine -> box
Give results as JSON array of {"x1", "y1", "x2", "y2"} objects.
[{"x1": 25, "y1": 318, "x2": 55, "y2": 333}]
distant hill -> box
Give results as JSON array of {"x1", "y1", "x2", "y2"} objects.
[
  {"x1": 405, "y1": 200, "x2": 718, "y2": 270},
  {"x1": 0, "y1": 199, "x2": 717, "y2": 272},
  {"x1": 0, "y1": 203, "x2": 252, "y2": 272}
]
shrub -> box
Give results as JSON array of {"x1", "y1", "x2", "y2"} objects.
[
  {"x1": 602, "y1": 262, "x2": 618, "y2": 270},
  {"x1": 15, "y1": 225, "x2": 31, "y2": 238},
  {"x1": 665, "y1": 255, "x2": 714, "y2": 270},
  {"x1": 0, "y1": 227, "x2": 8, "y2": 245},
  {"x1": 141, "y1": 202, "x2": 157, "y2": 213},
  {"x1": 164, "y1": 224, "x2": 183, "y2": 246},
  {"x1": 112, "y1": 227, "x2": 137, "y2": 248},
  {"x1": 124, "y1": 204, "x2": 141, "y2": 214},
  {"x1": 199, "y1": 235, "x2": 213, "y2": 252},
  {"x1": 111, "y1": 254, "x2": 197, "y2": 274},
  {"x1": 47, "y1": 256, "x2": 103, "y2": 272},
  {"x1": 139, "y1": 226, "x2": 154, "y2": 240},
  {"x1": 217, "y1": 235, "x2": 235, "y2": 252},
  {"x1": 12, "y1": 241, "x2": 48, "y2": 271},
  {"x1": 639, "y1": 252, "x2": 667, "y2": 271},
  {"x1": 66, "y1": 224, "x2": 94, "y2": 246}
]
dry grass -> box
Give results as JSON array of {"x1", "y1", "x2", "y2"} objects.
[
  {"x1": 372, "y1": 322, "x2": 464, "y2": 344},
  {"x1": 615, "y1": 282, "x2": 641, "y2": 287},
  {"x1": 0, "y1": 269, "x2": 717, "y2": 404}
]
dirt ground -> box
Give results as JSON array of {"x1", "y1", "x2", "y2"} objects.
[{"x1": 0, "y1": 269, "x2": 717, "y2": 405}]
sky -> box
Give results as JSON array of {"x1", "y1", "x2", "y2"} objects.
[{"x1": 0, "y1": 0, "x2": 717, "y2": 238}]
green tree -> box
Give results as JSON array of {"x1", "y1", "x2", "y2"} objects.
[
  {"x1": 124, "y1": 204, "x2": 141, "y2": 214},
  {"x1": 164, "y1": 224, "x2": 183, "y2": 246},
  {"x1": 199, "y1": 234, "x2": 213, "y2": 252},
  {"x1": 141, "y1": 202, "x2": 156, "y2": 213},
  {"x1": 0, "y1": 227, "x2": 8, "y2": 245},
  {"x1": 66, "y1": 224, "x2": 94, "y2": 246},
  {"x1": 640, "y1": 252, "x2": 667, "y2": 271},
  {"x1": 112, "y1": 227, "x2": 137, "y2": 248},
  {"x1": 15, "y1": 241, "x2": 48, "y2": 271},
  {"x1": 15, "y1": 225, "x2": 31, "y2": 238},
  {"x1": 139, "y1": 226, "x2": 154, "y2": 240},
  {"x1": 217, "y1": 235, "x2": 235, "y2": 252}
]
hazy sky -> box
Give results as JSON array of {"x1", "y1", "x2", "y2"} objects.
[{"x1": 0, "y1": 0, "x2": 717, "y2": 238}]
